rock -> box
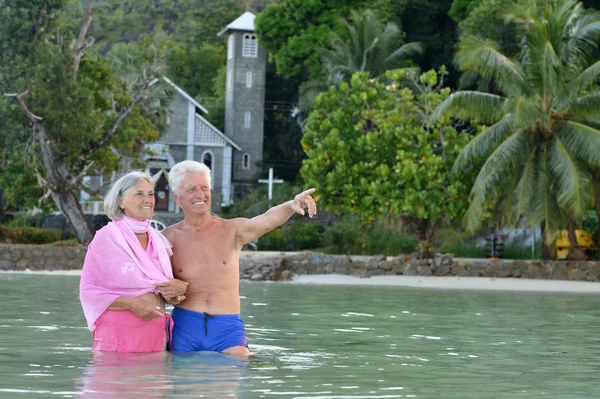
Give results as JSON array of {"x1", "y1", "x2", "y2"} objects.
[
  {"x1": 379, "y1": 261, "x2": 393, "y2": 271},
  {"x1": 403, "y1": 263, "x2": 419, "y2": 276},
  {"x1": 433, "y1": 265, "x2": 450, "y2": 276},
  {"x1": 0, "y1": 260, "x2": 12, "y2": 270},
  {"x1": 351, "y1": 267, "x2": 369, "y2": 278},
  {"x1": 416, "y1": 265, "x2": 432, "y2": 276},
  {"x1": 324, "y1": 263, "x2": 336, "y2": 273},
  {"x1": 567, "y1": 268, "x2": 586, "y2": 281},
  {"x1": 250, "y1": 273, "x2": 264, "y2": 281},
  {"x1": 281, "y1": 270, "x2": 293, "y2": 280}
]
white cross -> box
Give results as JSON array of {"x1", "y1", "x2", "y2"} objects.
[{"x1": 258, "y1": 168, "x2": 284, "y2": 207}]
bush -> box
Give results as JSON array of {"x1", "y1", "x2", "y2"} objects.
[
  {"x1": 288, "y1": 222, "x2": 325, "y2": 250},
  {"x1": 0, "y1": 226, "x2": 74, "y2": 244},
  {"x1": 322, "y1": 215, "x2": 417, "y2": 255},
  {"x1": 258, "y1": 227, "x2": 287, "y2": 251}
]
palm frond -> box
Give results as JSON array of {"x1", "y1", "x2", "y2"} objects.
[
  {"x1": 463, "y1": 130, "x2": 531, "y2": 232},
  {"x1": 548, "y1": 136, "x2": 593, "y2": 217},
  {"x1": 513, "y1": 149, "x2": 539, "y2": 222},
  {"x1": 556, "y1": 120, "x2": 600, "y2": 168},
  {"x1": 525, "y1": 145, "x2": 564, "y2": 231},
  {"x1": 431, "y1": 91, "x2": 506, "y2": 125},
  {"x1": 383, "y1": 42, "x2": 423, "y2": 67},
  {"x1": 455, "y1": 36, "x2": 530, "y2": 97},
  {"x1": 453, "y1": 114, "x2": 515, "y2": 173},
  {"x1": 568, "y1": 92, "x2": 600, "y2": 120},
  {"x1": 565, "y1": 60, "x2": 600, "y2": 100}
]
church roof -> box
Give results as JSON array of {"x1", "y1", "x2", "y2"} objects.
[
  {"x1": 217, "y1": 12, "x2": 256, "y2": 36},
  {"x1": 161, "y1": 77, "x2": 209, "y2": 115}
]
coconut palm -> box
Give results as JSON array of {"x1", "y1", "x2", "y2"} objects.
[
  {"x1": 432, "y1": 0, "x2": 600, "y2": 248},
  {"x1": 300, "y1": 9, "x2": 422, "y2": 108}
]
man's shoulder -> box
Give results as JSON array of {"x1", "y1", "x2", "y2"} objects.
[
  {"x1": 162, "y1": 221, "x2": 183, "y2": 240},
  {"x1": 213, "y1": 216, "x2": 246, "y2": 230}
]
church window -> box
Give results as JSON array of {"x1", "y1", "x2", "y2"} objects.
[
  {"x1": 228, "y1": 35, "x2": 233, "y2": 59},
  {"x1": 202, "y1": 151, "x2": 213, "y2": 170},
  {"x1": 244, "y1": 112, "x2": 251, "y2": 129},
  {"x1": 242, "y1": 34, "x2": 258, "y2": 58},
  {"x1": 246, "y1": 71, "x2": 253, "y2": 88},
  {"x1": 227, "y1": 70, "x2": 233, "y2": 90},
  {"x1": 242, "y1": 153, "x2": 250, "y2": 169}
]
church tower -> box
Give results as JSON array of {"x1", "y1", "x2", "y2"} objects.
[{"x1": 218, "y1": 12, "x2": 267, "y2": 198}]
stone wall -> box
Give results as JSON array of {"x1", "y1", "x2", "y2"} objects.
[
  {"x1": 239, "y1": 252, "x2": 600, "y2": 282},
  {"x1": 0, "y1": 244, "x2": 87, "y2": 271},
  {"x1": 1, "y1": 244, "x2": 599, "y2": 283}
]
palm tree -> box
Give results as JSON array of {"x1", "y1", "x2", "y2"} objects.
[
  {"x1": 433, "y1": 0, "x2": 600, "y2": 256},
  {"x1": 300, "y1": 9, "x2": 422, "y2": 108}
]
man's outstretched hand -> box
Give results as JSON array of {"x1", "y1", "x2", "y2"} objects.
[{"x1": 291, "y1": 188, "x2": 317, "y2": 218}]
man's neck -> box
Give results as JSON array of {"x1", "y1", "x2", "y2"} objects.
[{"x1": 182, "y1": 212, "x2": 212, "y2": 230}]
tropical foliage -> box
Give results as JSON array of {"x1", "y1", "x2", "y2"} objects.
[
  {"x1": 301, "y1": 69, "x2": 474, "y2": 252},
  {"x1": 300, "y1": 9, "x2": 422, "y2": 108},
  {"x1": 433, "y1": 0, "x2": 600, "y2": 244}
]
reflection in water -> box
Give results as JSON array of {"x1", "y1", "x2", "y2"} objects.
[
  {"x1": 77, "y1": 351, "x2": 247, "y2": 398},
  {"x1": 170, "y1": 351, "x2": 246, "y2": 398},
  {"x1": 77, "y1": 352, "x2": 173, "y2": 398}
]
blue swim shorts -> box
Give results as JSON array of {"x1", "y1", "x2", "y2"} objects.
[{"x1": 170, "y1": 307, "x2": 248, "y2": 352}]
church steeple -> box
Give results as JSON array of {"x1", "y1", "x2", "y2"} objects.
[{"x1": 218, "y1": 12, "x2": 266, "y2": 196}]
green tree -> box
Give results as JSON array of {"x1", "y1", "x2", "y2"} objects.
[
  {"x1": 255, "y1": 0, "x2": 399, "y2": 81},
  {"x1": 0, "y1": 1, "x2": 165, "y2": 242},
  {"x1": 448, "y1": 0, "x2": 483, "y2": 23},
  {"x1": 301, "y1": 69, "x2": 473, "y2": 254},
  {"x1": 433, "y1": 0, "x2": 600, "y2": 257},
  {"x1": 300, "y1": 9, "x2": 422, "y2": 107},
  {"x1": 400, "y1": 0, "x2": 458, "y2": 86}
]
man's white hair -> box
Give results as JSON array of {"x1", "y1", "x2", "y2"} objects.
[{"x1": 169, "y1": 160, "x2": 212, "y2": 194}]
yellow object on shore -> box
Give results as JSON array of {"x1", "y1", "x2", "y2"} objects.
[{"x1": 555, "y1": 230, "x2": 594, "y2": 260}]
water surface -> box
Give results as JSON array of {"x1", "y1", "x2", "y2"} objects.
[{"x1": 1, "y1": 274, "x2": 599, "y2": 398}]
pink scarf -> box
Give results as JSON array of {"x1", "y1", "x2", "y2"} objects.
[{"x1": 80, "y1": 217, "x2": 173, "y2": 331}]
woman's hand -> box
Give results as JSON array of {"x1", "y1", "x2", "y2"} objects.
[
  {"x1": 128, "y1": 297, "x2": 164, "y2": 320},
  {"x1": 156, "y1": 278, "x2": 188, "y2": 300},
  {"x1": 165, "y1": 295, "x2": 186, "y2": 305}
]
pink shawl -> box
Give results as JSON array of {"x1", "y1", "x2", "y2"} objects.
[{"x1": 80, "y1": 220, "x2": 173, "y2": 331}]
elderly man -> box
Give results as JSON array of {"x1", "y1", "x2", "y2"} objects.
[{"x1": 163, "y1": 160, "x2": 317, "y2": 355}]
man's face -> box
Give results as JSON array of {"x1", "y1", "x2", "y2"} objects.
[{"x1": 175, "y1": 172, "x2": 211, "y2": 215}]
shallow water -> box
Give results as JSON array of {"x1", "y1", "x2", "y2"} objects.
[{"x1": 1, "y1": 274, "x2": 599, "y2": 398}]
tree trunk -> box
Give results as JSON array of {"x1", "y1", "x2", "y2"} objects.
[
  {"x1": 51, "y1": 189, "x2": 93, "y2": 243},
  {"x1": 35, "y1": 123, "x2": 93, "y2": 243},
  {"x1": 566, "y1": 221, "x2": 586, "y2": 260},
  {"x1": 416, "y1": 219, "x2": 433, "y2": 258},
  {"x1": 540, "y1": 221, "x2": 554, "y2": 260}
]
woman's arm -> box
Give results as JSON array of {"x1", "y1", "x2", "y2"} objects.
[
  {"x1": 156, "y1": 278, "x2": 188, "y2": 300},
  {"x1": 108, "y1": 296, "x2": 164, "y2": 320}
]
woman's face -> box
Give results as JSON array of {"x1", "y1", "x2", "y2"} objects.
[{"x1": 119, "y1": 180, "x2": 155, "y2": 221}]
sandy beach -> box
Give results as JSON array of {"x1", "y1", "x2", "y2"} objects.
[
  {"x1": 290, "y1": 274, "x2": 600, "y2": 293},
  {"x1": 2, "y1": 269, "x2": 600, "y2": 293}
]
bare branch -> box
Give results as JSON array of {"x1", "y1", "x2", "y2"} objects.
[
  {"x1": 72, "y1": 0, "x2": 94, "y2": 79},
  {"x1": 70, "y1": 160, "x2": 95, "y2": 188},
  {"x1": 38, "y1": 188, "x2": 53, "y2": 204},
  {"x1": 4, "y1": 82, "x2": 43, "y2": 122}
]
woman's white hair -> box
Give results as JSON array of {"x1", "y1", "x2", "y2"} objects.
[
  {"x1": 103, "y1": 171, "x2": 154, "y2": 220},
  {"x1": 169, "y1": 160, "x2": 211, "y2": 194}
]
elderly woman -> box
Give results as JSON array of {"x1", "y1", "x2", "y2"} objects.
[{"x1": 80, "y1": 171, "x2": 187, "y2": 352}]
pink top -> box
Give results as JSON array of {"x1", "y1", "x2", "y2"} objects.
[{"x1": 79, "y1": 219, "x2": 173, "y2": 331}]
